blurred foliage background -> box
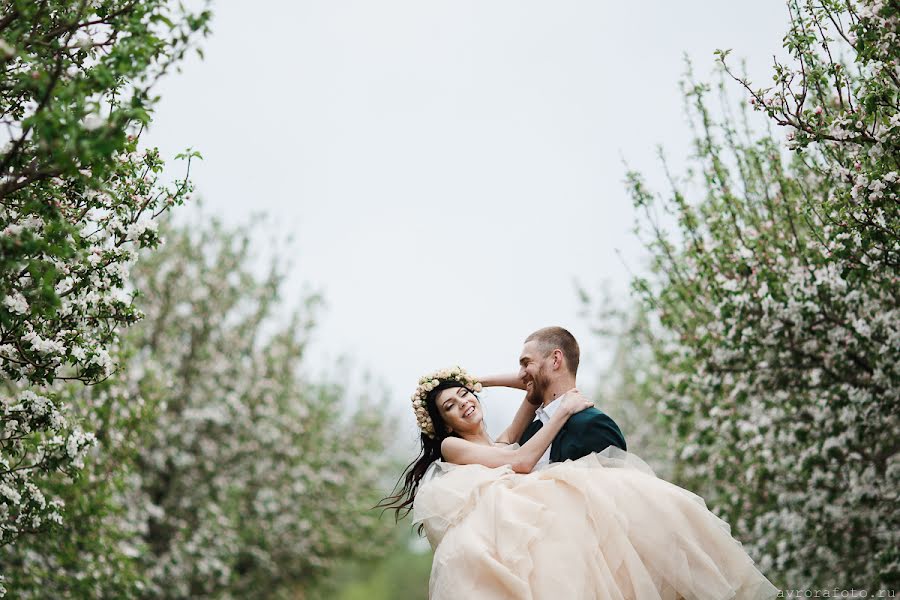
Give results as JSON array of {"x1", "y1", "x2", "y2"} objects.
[{"x1": 0, "y1": 0, "x2": 896, "y2": 597}]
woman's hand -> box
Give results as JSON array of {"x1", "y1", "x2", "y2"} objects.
[
  {"x1": 559, "y1": 388, "x2": 593, "y2": 416},
  {"x1": 524, "y1": 381, "x2": 542, "y2": 406}
]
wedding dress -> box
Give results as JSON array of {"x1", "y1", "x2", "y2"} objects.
[{"x1": 412, "y1": 445, "x2": 779, "y2": 600}]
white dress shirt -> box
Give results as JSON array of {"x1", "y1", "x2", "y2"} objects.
[{"x1": 533, "y1": 393, "x2": 566, "y2": 468}]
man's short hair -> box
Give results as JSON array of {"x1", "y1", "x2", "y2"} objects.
[{"x1": 525, "y1": 326, "x2": 580, "y2": 375}]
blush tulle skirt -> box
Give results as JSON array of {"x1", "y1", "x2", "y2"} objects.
[{"x1": 412, "y1": 446, "x2": 779, "y2": 600}]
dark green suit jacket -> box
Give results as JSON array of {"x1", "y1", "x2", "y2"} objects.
[{"x1": 517, "y1": 407, "x2": 626, "y2": 462}]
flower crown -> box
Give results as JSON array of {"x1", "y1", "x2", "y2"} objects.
[{"x1": 411, "y1": 366, "x2": 482, "y2": 438}]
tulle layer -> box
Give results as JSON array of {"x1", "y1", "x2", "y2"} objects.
[{"x1": 412, "y1": 446, "x2": 779, "y2": 600}]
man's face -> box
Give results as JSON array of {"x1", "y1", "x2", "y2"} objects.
[{"x1": 518, "y1": 340, "x2": 552, "y2": 400}]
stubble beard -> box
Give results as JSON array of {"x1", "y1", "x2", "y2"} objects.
[{"x1": 531, "y1": 368, "x2": 551, "y2": 406}]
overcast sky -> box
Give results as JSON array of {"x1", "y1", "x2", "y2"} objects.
[{"x1": 143, "y1": 0, "x2": 791, "y2": 442}]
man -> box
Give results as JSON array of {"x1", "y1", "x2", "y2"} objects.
[{"x1": 517, "y1": 326, "x2": 626, "y2": 466}]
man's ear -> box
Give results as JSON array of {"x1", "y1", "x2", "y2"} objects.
[{"x1": 552, "y1": 349, "x2": 564, "y2": 371}]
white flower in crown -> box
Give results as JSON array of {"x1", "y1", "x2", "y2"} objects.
[{"x1": 410, "y1": 366, "x2": 482, "y2": 438}]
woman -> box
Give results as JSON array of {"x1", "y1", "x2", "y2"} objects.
[{"x1": 380, "y1": 367, "x2": 779, "y2": 600}]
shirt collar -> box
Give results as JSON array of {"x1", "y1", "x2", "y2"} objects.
[{"x1": 535, "y1": 393, "x2": 566, "y2": 422}]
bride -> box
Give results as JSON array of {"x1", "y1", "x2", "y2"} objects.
[{"x1": 379, "y1": 366, "x2": 780, "y2": 600}]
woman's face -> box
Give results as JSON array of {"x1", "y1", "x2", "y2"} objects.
[{"x1": 435, "y1": 386, "x2": 483, "y2": 434}]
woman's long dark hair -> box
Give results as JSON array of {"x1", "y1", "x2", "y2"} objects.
[{"x1": 376, "y1": 379, "x2": 473, "y2": 531}]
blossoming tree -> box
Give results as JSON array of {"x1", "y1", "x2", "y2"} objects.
[
  {"x1": 126, "y1": 216, "x2": 396, "y2": 598},
  {"x1": 0, "y1": 0, "x2": 209, "y2": 584},
  {"x1": 1, "y1": 215, "x2": 397, "y2": 598},
  {"x1": 600, "y1": 0, "x2": 897, "y2": 589}
]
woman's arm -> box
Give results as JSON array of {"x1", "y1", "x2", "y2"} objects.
[
  {"x1": 441, "y1": 390, "x2": 592, "y2": 474},
  {"x1": 494, "y1": 382, "x2": 540, "y2": 445},
  {"x1": 478, "y1": 373, "x2": 535, "y2": 443},
  {"x1": 478, "y1": 373, "x2": 527, "y2": 390}
]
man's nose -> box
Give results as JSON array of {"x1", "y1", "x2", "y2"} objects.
[{"x1": 518, "y1": 367, "x2": 526, "y2": 380}]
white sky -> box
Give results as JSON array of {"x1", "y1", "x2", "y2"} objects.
[{"x1": 143, "y1": 0, "x2": 790, "y2": 442}]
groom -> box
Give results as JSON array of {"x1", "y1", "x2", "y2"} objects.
[{"x1": 517, "y1": 326, "x2": 626, "y2": 466}]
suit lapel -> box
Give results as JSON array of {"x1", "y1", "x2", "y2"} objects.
[
  {"x1": 519, "y1": 419, "x2": 543, "y2": 445},
  {"x1": 549, "y1": 426, "x2": 567, "y2": 462},
  {"x1": 519, "y1": 420, "x2": 569, "y2": 463}
]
